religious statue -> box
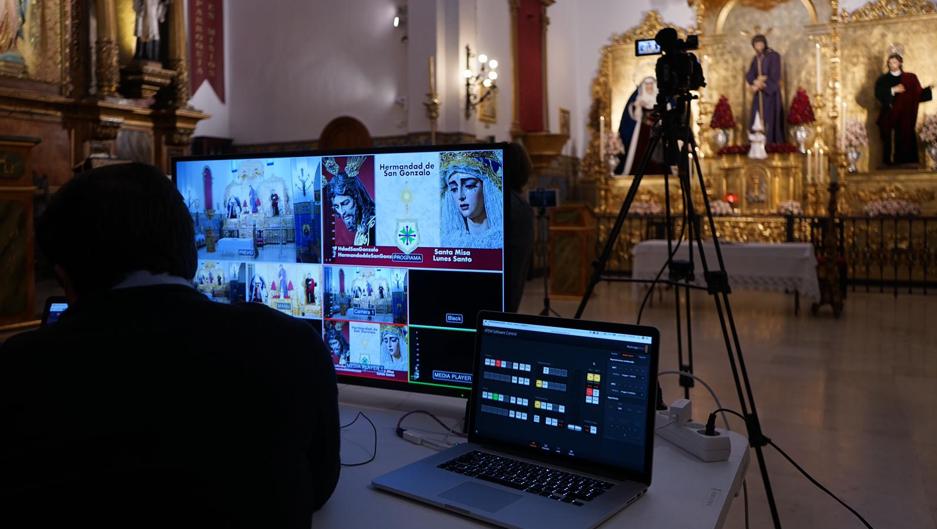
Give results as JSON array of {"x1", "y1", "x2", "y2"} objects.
[
  {"x1": 746, "y1": 35, "x2": 784, "y2": 153},
  {"x1": 439, "y1": 151, "x2": 504, "y2": 249},
  {"x1": 304, "y1": 275, "x2": 316, "y2": 305},
  {"x1": 270, "y1": 191, "x2": 280, "y2": 216},
  {"x1": 325, "y1": 157, "x2": 376, "y2": 246},
  {"x1": 875, "y1": 52, "x2": 933, "y2": 167},
  {"x1": 614, "y1": 76, "x2": 668, "y2": 176},
  {"x1": 0, "y1": 0, "x2": 24, "y2": 55},
  {"x1": 133, "y1": 0, "x2": 168, "y2": 62}
]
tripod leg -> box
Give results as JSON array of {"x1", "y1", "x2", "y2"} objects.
[
  {"x1": 685, "y1": 135, "x2": 784, "y2": 529},
  {"x1": 574, "y1": 131, "x2": 662, "y2": 319}
]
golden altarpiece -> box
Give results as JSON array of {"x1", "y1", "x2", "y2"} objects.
[
  {"x1": 0, "y1": 0, "x2": 207, "y2": 325},
  {"x1": 576, "y1": 0, "x2": 937, "y2": 274}
]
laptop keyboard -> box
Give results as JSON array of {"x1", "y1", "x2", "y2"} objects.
[{"x1": 438, "y1": 450, "x2": 614, "y2": 507}]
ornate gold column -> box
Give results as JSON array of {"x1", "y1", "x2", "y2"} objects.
[
  {"x1": 166, "y1": 0, "x2": 190, "y2": 108},
  {"x1": 94, "y1": 0, "x2": 120, "y2": 97}
]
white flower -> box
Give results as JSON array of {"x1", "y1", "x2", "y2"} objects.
[
  {"x1": 919, "y1": 114, "x2": 937, "y2": 144},
  {"x1": 710, "y1": 200, "x2": 735, "y2": 216},
  {"x1": 862, "y1": 199, "x2": 921, "y2": 217},
  {"x1": 838, "y1": 119, "x2": 868, "y2": 151},
  {"x1": 630, "y1": 200, "x2": 663, "y2": 216}
]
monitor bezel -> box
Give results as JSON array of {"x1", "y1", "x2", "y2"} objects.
[
  {"x1": 467, "y1": 311, "x2": 660, "y2": 485},
  {"x1": 172, "y1": 142, "x2": 513, "y2": 399}
]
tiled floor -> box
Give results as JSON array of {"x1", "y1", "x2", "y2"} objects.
[{"x1": 517, "y1": 281, "x2": 937, "y2": 529}]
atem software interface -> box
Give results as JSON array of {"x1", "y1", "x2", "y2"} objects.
[
  {"x1": 175, "y1": 146, "x2": 506, "y2": 393},
  {"x1": 474, "y1": 319, "x2": 654, "y2": 473}
]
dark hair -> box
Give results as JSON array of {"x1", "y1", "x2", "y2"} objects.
[
  {"x1": 751, "y1": 34, "x2": 768, "y2": 49},
  {"x1": 36, "y1": 162, "x2": 197, "y2": 296},
  {"x1": 887, "y1": 53, "x2": 903, "y2": 65},
  {"x1": 327, "y1": 172, "x2": 375, "y2": 225},
  {"x1": 503, "y1": 142, "x2": 533, "y2": 192}
]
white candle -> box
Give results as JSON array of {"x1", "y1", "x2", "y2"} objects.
[
  {"x1": 429, "y1": 55, "x2": 436, "y2": 95},
  {"x1": 806, "y1": 149, "x2": 813, "y2": 182},
  {"x1": 599, "y1": 115, "x2": 606, "y2": 161},
  {"x1": 815, "y1": 43, "x2": 822, "y2": 94}
]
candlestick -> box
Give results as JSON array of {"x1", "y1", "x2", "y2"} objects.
[
  {"x1": 815, "y1": 42, "x2": 822, "y2": 94},
  {"x1": 599, "y1": 115, "x2": 605, "y2": 162},
  {"x1": 429, "y1": 55, "x2": 436, "y2": 95}
]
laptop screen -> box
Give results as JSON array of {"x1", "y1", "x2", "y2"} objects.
[{"x1": 472, "y1": 315, "x2": 658, "y2": 479}]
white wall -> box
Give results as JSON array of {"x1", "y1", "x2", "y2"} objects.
[
  {"x1": 227, "y1": 0, "x2": 408, "y2": 144},
  {"x1": 470, "y1": 0, "x2": 513, "y2": 141},
  {"x1": 548, "y1": 0, "x2": 694, "y2": 157},
  {"x1": 188, "y1": 0, "x2": 231, "y2": 138}
]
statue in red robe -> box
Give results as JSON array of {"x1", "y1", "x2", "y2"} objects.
[{"x1": 875, "y1": 53, "x2": 933, "y2": 167}]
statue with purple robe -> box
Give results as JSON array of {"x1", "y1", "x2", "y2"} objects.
[{"x1": 746, "y1": 35, "x2": 784, "y2": 145}]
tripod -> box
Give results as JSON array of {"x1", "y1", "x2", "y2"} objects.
[
  {"x1": 575, "y1": 93, "x2": 784, "y2": 529},
  {"x1": 536, "y1": 205, "x2": 561, "y2": 317}
]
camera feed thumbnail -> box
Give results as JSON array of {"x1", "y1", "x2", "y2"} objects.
[
  {"x1": 326, "y1": 320, "x2": 408, "y2": 381},
  {"x1": 245, "y1": 262, "x2": 322, "y2": 319},
  {"x1": 195, "y1": 260, "x2": 249, "y2": 303},
  {"x1": 324, "y1": 266, "x2": 407, "y2": 324},
  {"x1": 176, "y1": 157, "x2": 322, "y2": 264},
  {"x1": 324, "y1": 150, "x2": 504, "y2": 271}
]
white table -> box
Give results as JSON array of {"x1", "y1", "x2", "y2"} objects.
[
  {"x1": 316, "y1": 385, "x2": 750, "y2": 529},
  {"x1": 632, "y1": 240, "x2": 821, "y2": 313}
]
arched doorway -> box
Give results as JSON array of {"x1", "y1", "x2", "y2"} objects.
[{"x1": 318, "y1": 117, "x2": 373, "y2": 150}]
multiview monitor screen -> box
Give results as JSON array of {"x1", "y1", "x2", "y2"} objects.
[{"x1": 173, "y1": 144, "x2": 509, "y2": 396}]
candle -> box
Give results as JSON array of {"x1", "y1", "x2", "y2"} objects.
[
  {"x1": 599, "y1": 115, "x2": 606, "y2": 161},
  {"x1": 428, "y1": 55, "x2": 436, "y2": 95},
  {"x1": 806, "y1": 149, "x2": 813, "y2": 182},
  {"x1": 815, "y1": 42, "x2": 822, "y2": 94}
]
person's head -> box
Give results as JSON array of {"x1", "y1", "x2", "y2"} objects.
[
  {"x1": 328, "y1": 171, "x2": 375, "y2": 232},
  {"x1": 37, "y1": 163, "x2": 196, "y2": 303},
  {"x1": 503, "y1": 142, "x2": 532, "y2": 193},
  {"x1": 887, "y1": 53, "x2": 903, "y2": 73},
  {"x1": 636, "y1": 76, "x2": 658, "y2": 107},
  {"x1": 751, "y1": 34, "x2": 768, "y2": 54},
  {"x1": 381, "y1": 327, "x2": 403, "y2": 358},
  {"x1": 326, "y1": 327, "x2": 348, "y2": 356}
]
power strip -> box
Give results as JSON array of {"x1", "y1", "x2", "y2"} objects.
[{"x1": 655, "y1": 399, "x2": 731, "y2": 462}]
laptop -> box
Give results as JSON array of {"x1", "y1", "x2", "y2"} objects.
[
  {"x1": 41, "y1": 296, "x2": 69, "y2": 326},
  {"x1": 372, "y1": 311, "x2": 660, "y2": 529}
]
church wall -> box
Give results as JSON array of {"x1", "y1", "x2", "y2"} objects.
[
  {"x1": 227, "y1": 0, "x2": 408, "y2": 144},
  {"x1": 551, "y1": 0, "x2": 693, "y2": 158},
  {"x1": 471, "y1": 0, "x2": 513, "y2": 142},
  {"x1": 547, "y1": 0, "x2": 578, "y2": 156}
]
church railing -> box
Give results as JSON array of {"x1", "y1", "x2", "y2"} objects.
[{"x1": 593, "y1": 214, "x2": 937, "y2": 295}]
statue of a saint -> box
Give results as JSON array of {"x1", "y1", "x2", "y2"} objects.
[
  {"x1": 746, "y1": 35, "x2": 784, "y2": 145},
  {"x1": 875, "y1": 52, "x2": 933, "y2": 167},
  {"x1": 133, "y1": 0, "x2": 168, "y2": 62}
]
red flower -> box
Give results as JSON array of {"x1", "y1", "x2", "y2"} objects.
[
  {"x1": 710, "y1": 95, "x2": 736, "y2": 130},
  {"x1": 787, "y1": 88, "x2": 816, "y2": 125}
]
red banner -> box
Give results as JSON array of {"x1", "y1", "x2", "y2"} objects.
[{"x1": 189, "y1": 0, "x2": 225, "y2": 102}]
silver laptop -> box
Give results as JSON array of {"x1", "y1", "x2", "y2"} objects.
[{"x1": 372, "y1": 311, "x2": 660, "y2": 529}]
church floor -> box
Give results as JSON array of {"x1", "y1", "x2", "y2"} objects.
[{"x1": 518, "y1": 281, "x2": 937, "y2": 529}]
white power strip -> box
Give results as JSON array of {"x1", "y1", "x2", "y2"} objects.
[{"x1": 654, "y1": 399, "x2": 731, "y2": 462}]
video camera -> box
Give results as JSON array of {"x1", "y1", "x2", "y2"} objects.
[{"x1": 635, "y1": 28, "x2": 705, "y2": 100}]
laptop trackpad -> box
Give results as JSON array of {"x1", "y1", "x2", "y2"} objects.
[{"x1": 439, "y1": 482, "x2": 523, "y2": 513}]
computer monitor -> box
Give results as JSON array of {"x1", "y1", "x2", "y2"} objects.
[
  {"x1": 41, "y1": 296, "x2": 69, "y2": 326},
  {"x1": 173, "y1": 144, "x2": 509, "y2": 397}
]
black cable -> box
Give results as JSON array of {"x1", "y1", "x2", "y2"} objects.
[
  {"x1": 340, "y1": 411, "x2": 378, "y2": 467},
  {"x1": 769, "y1": 439, "x2": 875, "y2": 529},
  {"x1": 636, "y1": 209, "x2": 689, "y2": 325},
  {"x1": 395, "y1": 409, "x2": 467, "y2": 438},
  {"x1": 707, "y1": 407, "x2": 875, "y2": 529}
]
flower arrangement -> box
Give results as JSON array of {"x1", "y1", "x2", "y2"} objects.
[
  {"x1": 862, "y1": 199, "x2": 921, "y2": 217},
  {"x1": 604, "y1": 130, "x2": 624, "y2": 160},
  {"x1": 710, "y1": 199, "x2": 735, "y2": 216},
  {"x1": 718, "y1": 144, "x2": 750, "y2": 155},
  {"x1": 630, "y1": 200, "x2": 664, "y2": 216},
  {"x1": 716, "y1": 143, "x2": 796, "y2": 155},
  {"x1": 777, "y1": 200, "x2": 803, "y2": 216},
  {"x1": 839, "y1": 119, "x2": 868, "y2": 151},
  {"x1": 766, "y1": 143, "x2": 798, "y2": 154},
  {"x1": 919, "y1": 113, "x2": 937, "y2": 144},
  {"x1": 787, "y1": 88, "x2": 816, "y2": 125},
  {"x1": 710, "y1": 95, "x2": 736, "y2": 130}
]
